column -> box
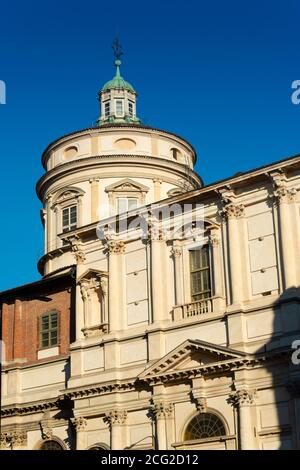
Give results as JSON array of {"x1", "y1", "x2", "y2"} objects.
[
  {"x1": 152, "y1": 402, "x2": 173, "y2": 450},
  {"x1": 71, "y1": 417, "x2": 88, "y2": 450},
  {"x1": 153, "y1": 178, "x2": 162, "y2": 201},
  {"x1": 274, "y1": 184, "x2": 298, "y2": 289},
  {"x1": 209, "y1": 229, "x2": 223, "y2": 297},
  {"x1": 222, "y1": 202, "x2": 245, "y2": 305},
  {"x1": 105, "y1": 409, "x2": 127, "y2": 450},
  {"x1": 90, "y1": 178, "x2": 100, "y2": 224},
  {"x1": 149, "y1": 232, "x2": 164, "y2": 323},
  {"x1": 46, "y1": 195, "x2": 53, "y2": 253},
  {"x1": 108, "y1": 240, "x2": 125, "y2": 331},
  {"x1": 171, "y1": 243, "x2": 183, "y2": 305},
  {"x1": 230, "y1": 389, "x2": 256, "y2": 450}
]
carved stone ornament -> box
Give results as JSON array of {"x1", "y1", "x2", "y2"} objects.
[
  {"x1": 194, "y1": 397, "x2": 207, "y2": 413},
  {"x1": 209, "y1": 233, "x2": 220, "y2": 246},
  {"x1": 171, "y1": 247, "x2": 182, "y2": 258},
  {"x1": 151, "y1": 401, "x2": 174, "y2": 419},
  {"x1": 220, "y1": 203, "x2": 245, "y2": 220},
  {"x1": 104, "y1": 409, "x2": 127, "y2": 425},
  {"x1": 1, "y1": 430, "x2": 27, "y2": 448},
  {"x1": 273, "y1": 185, "x2": 297, "y2": 205},
  {"x1": 229, "y1": 389, "x2": 256, "y2": 407},
  {"x1": 108, "y1": 240, "x2": 125, "y2": 254},
  {"x1": 71, "y1": 416, "x2": 87, "y2": 431},
  {"x1": 67, "y1": 235, "x2": 86, "y2": 264}
]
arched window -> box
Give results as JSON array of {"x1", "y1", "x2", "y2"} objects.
[
  {"x1": 170, "y1": 148, "x2": 182, "y2": 161},
  {"x1": 184, "y1": 413, "x2": 226, "y2": 441},
  {"x1": 87, "y1": 443, "x2": 110, "y2": 451},
  {"x1": 39, "y1": 440, "x2": 64, "y2": 450}
]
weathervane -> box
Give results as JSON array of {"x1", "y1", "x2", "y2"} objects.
[{"x1": 112, "y1": 38, "x2": 123, "y2": 61}]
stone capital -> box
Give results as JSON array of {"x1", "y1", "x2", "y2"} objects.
[
  {"x1": 229, "y1": 389, "x2": 256, "y2": 407},
  {"x1": 1, "y1": 430, "x2": 27, "y2": 448},
  {"x1": 171, "y1": 246, "x2": 182, "y2": 258},
  {"x1": 151, "y1": 401, "x2": 174, "y2": 419},
  {"x1": 221, "y1": 203, "x2": 245, "y2": 220},
  {"x1": 273, "y1": 186, "x2": 297, "y2": 205},
  {"x1": 108, "y1": 240, "x2": 125, "y2": 254},
  {"x1": 71, "y1": 416, "x2": 87, "y2": 431},
  {"x1": 209, "y1": 233, "x2": 220, "y2": 246},
  {"x1": 104, "y1": 409, "x2": 127, "y2": 425}
]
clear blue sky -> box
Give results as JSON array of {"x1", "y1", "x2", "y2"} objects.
[{"x1": 0, "y1": 0, "x2": 300, "y2": 291}]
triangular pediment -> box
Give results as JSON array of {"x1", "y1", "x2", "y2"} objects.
[
  {"x1": 77, "y1": 268, "x2": 108, "y2": 283},
  {"x1": 105, "y1": 178, "x2": 149, "y2": 193},
  {"x1": 138, "y1": 339, "x2": 247, "y2": 380}
]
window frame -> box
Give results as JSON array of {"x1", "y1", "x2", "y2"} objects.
[
  {"x1": 115, "y1": 99, "x2": 124, "y2": 117},
  {"x1": 128, "y1": 100, "x2": 134, "y2": 117},
  {"x1": 62, "y1": 204, "x2": 77, "y2": 233},
  {"x1": 39, "y1": 311, "x2": 60, "y2": 350},
  {"x1": 104, "y1": 101, "x2": 110, "y2": 117},
  {"x1": 189, "y1": 245, "x2": 212, "y2": 301},
  {"x1": 117, "y1": 196, "x2": 139, "y2": 213}
]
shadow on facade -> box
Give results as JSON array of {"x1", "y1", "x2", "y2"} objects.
[{"x1": 261, "y1": 286, "x2": 300, "y2": 450}]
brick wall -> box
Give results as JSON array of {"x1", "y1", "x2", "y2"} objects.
[{"x1": 1, "y1": 276, "x2": 74, "y2": 365}]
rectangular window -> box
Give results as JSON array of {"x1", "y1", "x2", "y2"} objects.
[
  {"x1": 117, "y1": 197, "x2": 138, "y2": 213},
  {"x1": 115, "y1": 100, "x2": 124, "y2": 117},
  {"x1": 128, "y1": 100, "x2": 134, "y2": 117},
  {"x1": 104, "y1": 101, "x2": 110, "y2": 117},
  {"x1": 190, "y1": 246, "x2": 211, "y2": 301},
  {"x1": 62, "y1": 205, "x2": 77, "y2": 233},
  {"x1": 39, "y1": 312, "x2": 59, "y2": 349}
]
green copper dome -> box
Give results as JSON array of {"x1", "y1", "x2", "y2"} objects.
[{"x1": 101, "y1": 59, "x2": 135, "y2": 93}]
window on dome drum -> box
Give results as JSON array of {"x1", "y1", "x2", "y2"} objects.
[
  {"x1": 115, "y1": 99, "x2": 124, "y2": 117},
  {"x1": 62, "y1": 205, "x2": 77, "y2": 233},
  {"x1": 104, "y1": 101, "x2": 110, "y2": 117},
  {"x1": 184, "y1": 413, "x2": 226, "y2": 441},
  {"x1": 128, "y1": 100, "x2": 134, "y2": 117},
  {"x1": 38, "y1": 440, "x2": 64, "y2": 450},
  {"x1": 39, "y1": 311, "x2": 59, "y2": 349},
  {"x1": 190, "y1": 246, "x2": 211, "y2": 301},
  {"x1": 171, "y1": 148, "x2": 180, "y2": 160},
  {"x1": 117, "y1": 197, "x2": 138, "y2": 213}
]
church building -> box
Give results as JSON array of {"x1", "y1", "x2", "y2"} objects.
[{"x1": 1, "y1": 45, "x2": 300, "y2": 450}]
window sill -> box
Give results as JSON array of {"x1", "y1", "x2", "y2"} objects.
[{"x1": 37, "y1": 346, "x2": 59, "y2": 359}]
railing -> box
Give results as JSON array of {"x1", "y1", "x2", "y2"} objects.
[{"x1": 182, "y1": 298, "x2": 212, "y2": 318}]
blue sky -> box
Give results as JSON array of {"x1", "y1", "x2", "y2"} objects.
[{"x1": 0, "y1": 0, "x2": 299, "y2": 290}]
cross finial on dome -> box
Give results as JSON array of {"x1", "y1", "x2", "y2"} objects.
[{"x1": 112, "y1": 38, "x2": 123, "y2": 61}]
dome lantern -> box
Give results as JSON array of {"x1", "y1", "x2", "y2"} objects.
[{"x1": 96, "y1": 39, "x2": 141, "y2": 126}]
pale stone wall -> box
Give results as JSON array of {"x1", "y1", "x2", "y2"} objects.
[{"x1": 2, "y1": 135, "x2": 300, "y2": 450}]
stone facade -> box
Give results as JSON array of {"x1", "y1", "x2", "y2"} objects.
[{"x1": 1, "y1": 59, "x2": 300, "y2": 451}]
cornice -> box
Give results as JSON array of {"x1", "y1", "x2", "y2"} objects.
[
  {"x1": 1, "y1": 350, "x2": 290, "y2": 417},
  {"x1": 36, "y1": 154, "x2": 202, "y2": 200},
  {"x1": 1, "y1": 398, "x2": 60, "y2": 417},
  {"x1": 41, "y1": 124, "x2": 198, "y2": 169}
]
